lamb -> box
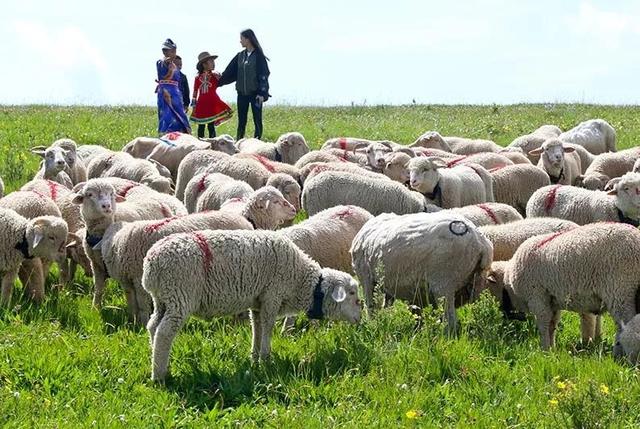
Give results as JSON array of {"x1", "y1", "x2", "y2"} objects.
[
  {"x1": 483, "y1": 223, "x2": 640, "y2": 356},
  {"x1": 72, "y1": 178, "x2": 176, "y2": 308},
  {"x1": 87, "y1": 152, "x2": 173, "y2": 194},
  {"x1": 143, "y1": 229, "x2": 362, "y2": 381},
  {"x1": 236, "y1": 132, "x2": 309, "y2": 164},
  {"x1": 447, "y1": 202, "x2": 523, "y2": 226},
  {"x1": 350, "y1": 211, "x2": 493, "y2": 335},
  {"x1": 0, "y1": 208, "x2": 71, "y2": 305},
  {"x1": 526, "y1": 172, "x2": 640, "y2": 226},
  {"x1": 508, "y1": 124, "x2": 562, "y2": 163},
  {"x1": 302, "y1": 171, "x2": 441, "y2": 216},
  {"x1": 266, "y1": 173, "x2": 302, "y2": 212},
  {"x1": 302, "y1": 161, "x2": 390, "y2": 185},
  {"x1": 408, "y1": 157, "x2": 494, "y2": 208},
  {"x1": 194, "y1": 174, "x2": 253, "y2": 212},
  {"x1": 411, "y1": 131, "x2": 502, "y2": 154},
  {"x1": 529, "y1": 138, "x2": 581, "y2": 185},
  {"x1": 31, "y1": 146, "x2": 73, "y2": 188},
  {"x1": 100, "y1": 210, "x2": 253, "y2": 325},
  {"x1": 574, "y1": 148, "x2": 640, "y2": 190},
  {"x1": 219, "y1": 186, "x2": 297, "y2": 230},
  {"x1": 559, "y1": 119, "x2": 616, "y2": 154},
  {"x1": 491, "y1": 164, "x2": 551, "y2": 215},
  {"x1": 478, "y1": 218, "x2": 578, "y2": 261}
]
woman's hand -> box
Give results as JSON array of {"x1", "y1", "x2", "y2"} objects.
[
  {"x1": 190, "y1": 98, "x2": 197, "y2": 108},
  {"x1": 256, "y1": 95, "x2": 264, "y2": 107},
  {"x1": 212, "y1": 71, "x2": 222, "y2": 79}
]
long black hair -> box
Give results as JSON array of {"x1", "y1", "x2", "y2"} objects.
[{"x1": 241, "y1": 29, "x2": 269, "y2": 60}]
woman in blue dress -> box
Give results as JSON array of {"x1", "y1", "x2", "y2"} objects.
[{"x1": 156, "y1": 38, "x2": 191, "y2": 134}]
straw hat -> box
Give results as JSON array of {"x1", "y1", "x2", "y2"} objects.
[{"x1": 197, "y1": 51, "x2": 218, "y2": 65}]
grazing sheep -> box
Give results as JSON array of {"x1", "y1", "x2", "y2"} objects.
[
  {"x1": 408, "y1": 157, "x2": 494, "y2": 208},
  {"x1": 100, "y1": 210, "x2": 253, "y2": 325},
  {"x1": 143, "y1": 229, "x2": 362, "y2": 381},
  {"x1": 195, "y1": 174, "x2": 253, "y2": 213},
  {"x1": 302, "y1": 171, "x2": 440, "y2": 216},
  {"x1": 574, "y1": 148, "x2": 640, "y2": 190},
  {"x1": 478, "y1": 218, "x2": 578, "y2": 261},
  {"x1": 237, "y1": 132, "x2": 309, "y2": 164},
  {"x1": 508, "y1": 124, "x2": 562, "y2": 163},
  {"x1": 72, "y1": 179, "x2": 175, "y2": 307},
  {"x1": 87, "y1": 152, "x2": 173, "y2": 194},
  {"x1": 529, "y1": 138, "x2": 581, "y2": 185},
  {"x1": 266, "y1": 173, "x2": 302, "y2": 212},
  {"x1": 526, "y1": 172, "x2": 640, "y2": 226},
  {"x1": 302, "y1": 161, "x2": 390, "y2": 185},
  {"x1": 485, "y1": 223, "x2": 640, "y2": 355},
  {"x1": 559, "y1": 119, "x2": 616, "y2": 154},
  {"x1": 32, "y1": 146, "x2": 74, "y2": 188},
  {"x1": 351, "y1": 211, "x2": 493, "y2": 335},
  {"x1": 491, "y1": 164, "x2": 551, "y2": 215},
  {"x1": 0, "y1": 208, "x2": 70, "y2": 304},
  {"x1": 219, "y1": 186, "x2": 297, "y2": 230},
  {"x1": 447, "y1": 202, "x2": 523, "y2": 226}
]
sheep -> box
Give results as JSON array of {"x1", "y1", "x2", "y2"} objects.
[
  {"x1": 619, "y1": 314, "x2": 640, "y2": 365},
  {"x1": 219, "y1": 186, "x2": 297, "y2": 230},
  {"x1": 324, "y1": 148, "x2": 369, "y2": 165},
  {"x1": 143, "y1": 229, "x2": 362, "y2": 381},
  {"x1": 382, "y1": 152, "x2": 412, "y2": 184},
  {"x1": 31, "y1": 146, "x2": 74, "y2": 188},
  {"x1": 31, "y1": 138, "x2": 88, "y2": 185},
  {"x1": 526, "y1": 172, "x2": 640, "y2": 226},
  {"x1": 295, "y1": 150, "x2": 350, "y2": 169},
  {"x1": 236, "y1": 132, "x2": 309, "y2": 164},
  {"x1": 563, "y1": 143, "x2": 595, "y2": 173},
  {"x1": 351, "y1": 211, "x2": 493, "y2": 335},
  {"x1": 443, "y1": 152, "x2": 514, "y2": 170},
  {"x1": 490, "y1": 164, "x2": 551, "y2": 215},
  {"x1": 353, "y1": 140, "x2": 398, "y2": 171},
  {"x1": 559, "y1": 119, "x2": 616, "y2": 154},
  {"x1": 574, "y1": 148, "x2": 640, "y2": 190},
  {"x1": 76, "y1": 145, "x2": 113, "y2": 165},
  {"x1": 302, "y1": 171, "x2": 441, "y2": 217},
  {"x1": 87, "y1": 152, "x2": 173, "y2": 194},
  {"x1": 72, "y1": 178, "x2": 176, "y2": 307},
  {"x1": 447, "y1": 202, "x2": 523, "y2": 227},
  {"x1": 233, "y1": 153, "x2": 300, "y2": 183},
  {"x1": 411, "y1": 131, "x2": 502, "y2": 154},
  {"x1": 0, "y1": 208, "x2": 71, "y2": 305},
  {"x1": 195, "y1": 174, "x2": 253, "y2": 213},
  {"x1": 100, "y1": 210, "x2": 253, "y2": 325},
  {"x1": 508, "y1": 124, "x2": 562, "y2": 163},
  {"x1": 497, "y1": 147, "x2": 533, "y2": 165},
  {"x1": 478, "y1": 218, "x2": 578, "y2": 261},
  {"x1": 266, "y1": 173, "x2": 302, "y2": 213},
  {"x1": 321, "y1": 137, "x2": 395, "y2": 151},
  {"x1": 302, "y1": 161, "x2": 390, "y2": 185},
  {"x1": 484, "y1": 223, "x2": 640, "y2": 355},
  {"x1": 203, "y1": 134, "x2": 238, "y2": 155},
  {"x1": 182, "y1": 172, "x2": 229, "y2": 213},
  {"x1": 529, "y1": 138, "x2": 581, "y2": 185},
  {"x1": 408, "y1": 157, "x2": 494, "y2": 208}
]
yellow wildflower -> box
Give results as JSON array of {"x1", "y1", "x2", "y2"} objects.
[
  {"x1": 556, "y1": 381, "x2": 567, "y2": 390},
  {"x1": 548, "y1": 399, "x2": 559, "y2": 407},
  {"x1": 406, "y1": 410, "x2": 420, "y2": 419},
  {"x1": 600, "y1": 384, "x2": 609, "y2": 395}
]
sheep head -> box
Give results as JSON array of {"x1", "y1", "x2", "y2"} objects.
[
  {"x1": 410, "y1": 131, "x2": 451, "y2": 152},
  {"x1": 407, "y1": 157, "x2": 446, "y2": 194},
  {"x1": 317, "y1": 268, "x2": 362, "y2": 324},
  {"x1": 266, "y1": 173, "x2": 301, "y2": 211},
  {"x1": 485, "y1": 261, "x2": 527, "y2": 321},
  {"x1": 382, "y1": 152, "x2": 412, "y2": 185},
  {"x1": 529, "y1": 138, "x2": 575, "y2": 177},
  {"x1": 206, "y1": 134, "x2": 238, "y2": 155},
  {"x1": 276, "y1": 132, "x2": 309, "y2": 164},
  {"x1": 608, "y1": 172, "x2": 640, "y2": 221},
  {"x1": 71, "y1": 179, "x2": 125, "y2": 219},
  {"x1": 32, "y1": 146, "x2": 69, "y2": 177},
  {"x1": 244, "y1": 186, "x2": 297, "y2": 230},
  {"x1": 575, "y1": 173, "x2": 610, "y2": 191},
  {"x1": 25, "y1": 216, "x2": 70, "y2": 261},
  {"x1": 52, "y1": 138, "x2": 78, "y2": 168}
]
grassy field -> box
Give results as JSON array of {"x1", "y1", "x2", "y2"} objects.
[{"x1": 1, "y1": 104, "x2": 640, "y2": 427}]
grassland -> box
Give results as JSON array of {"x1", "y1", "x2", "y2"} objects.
[{"x1": 1, "y1": 104, "x2": 640, "y2": 427}]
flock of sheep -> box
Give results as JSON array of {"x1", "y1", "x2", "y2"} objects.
[{"x1": 2, "y1": 117, "x2": 640, "y2": 382}]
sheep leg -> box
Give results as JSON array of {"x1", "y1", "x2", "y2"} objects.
[
  {"x1": 610, "y1": 293, "x2": 638, "y2": 358},
  {"x1": 120, "y1": 280, "x2": 137, "y2": 323},
  {"x1": 258, "y1": 307, "x2": 278, "y2": 361},
  {"x1": 146, "y1": 298, "x2": 165, "y2": 345},
  {"x1": 363, "y1": 280, "x2": 376, "y2": 317},
  {"x1": 444, "y1": 293, "x2": 459, "y2": 337},
  {"x1": 548, "y1": 310, "x2": 561, "y2": 348},
  {"x1": 135, "y1": 283, "x2": 153, "y2": 329},
  {"x1": 594, "y1": 315, "x2": 602, "y2": 340},
  {"x1": 19, "y1": 259, "x2": 45, "y2": 304},
  {"x1": 1, "y1": 269, "x2": 19, "y2": 305},
  {"x1": 579, "y1": 313, "x2": 597, "y2": 344},
  {"x1": 250, "y1": 309, "x2": 263, "y2": 363},
  {"x1": 281, "y1": 316, "x2": 296, "y2": 335},
  {"x1": 92, "y1": 266, "x2": 108, "y2": 308},
  {"x1": 151, "y1": 310, "x2": 187, "y2": 382}
]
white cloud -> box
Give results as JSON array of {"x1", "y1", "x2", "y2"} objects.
[{"x1": 567, "y1": 2, "x2": 640, "y2": 48}]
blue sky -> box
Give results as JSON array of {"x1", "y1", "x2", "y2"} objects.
[{"x1": 3, "y1": 0, "x2": 640, "y2": 106}]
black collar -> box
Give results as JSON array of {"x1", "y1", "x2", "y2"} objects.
[
  {"x1": 274, "y1": 148, "x2": 282, "y2": 163},
  {"x1": 246, "y1": 217, "x2": 257, "y2": 229},
  {"x1": 423, "y1": 182, "x2": 442, "y2": 202},
  {"x1": 306, "y1": 274, "x2": 325, "y2": 320},
  {"x1": 618, "y1": 208, "x2": 640, "y2": 227},
  {"x1": 549, "y1": 167, "x2": 565, "y2": 184},
  {"x1": 14, "y1": 233, "x2": 33, "y2": 259},
  {"x1": 85, "y1": 231, "x2": 103, "y2": 248}
]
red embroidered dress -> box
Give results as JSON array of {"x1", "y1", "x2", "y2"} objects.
[{"x1": 190, "y1": 71, "x2": 233, "y2": 125}]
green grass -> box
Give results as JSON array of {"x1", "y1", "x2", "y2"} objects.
[{"x1": 1, "y1": 104, "x2": 640, "y2": 427}]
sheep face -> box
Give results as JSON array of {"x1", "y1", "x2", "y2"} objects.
[
  {"x1": 276, "y1": 132, "x2": 309, "y2": 164},
  {"x1": 280, "y1": 182, "x2": 301, "y2": 211},
  {"x1": 252, "y1": 187, "x2": 297, "y2": 225},
  {"x1": 609, "y1": 172, "x2": 640, "y2": 219},
  {"x1": 53, "y1": 139, "x2": 78, "y2": 167},
  {"x1": 319, "y1": 268, "x2": 362, "y2": 324},
  {"x1": 408, "y1": 158, "x2": 443, "y2": 194},
  {"x1": 412, "y1": 131, "x2": 450, "y2": 151},
  {"x1": 531, "y1": 139, "x2": 574, "y2": 175},
  {"x1": 383, "y1": 152, "x2": 411, "y2": 184},
  {"x1": 364, "y1": 142, "x2": 393, "y2": 170},
  {"x1": 577, "y1": 173, "x2": 609, "y2": 191},
  {"x1": 619, "y1": 314, "x2": 640, "y2": 365},
  {"x1": 207, "y1": 135, "x2": 238, "y2": 155},
  {"x1": 72, "y1": 180, "x2": 124, "y2": 217},
  {"x1": 142, "y1": 176, "x2": 173, "y2": 194},
  {"x1": 33, "y1": 146, "x2": 68, "y2": 176},
  {"x1": 26, "y1": 216, "x2": 70, "y2": 261}
]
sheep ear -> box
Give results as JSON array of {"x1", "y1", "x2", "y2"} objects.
[
  {"x1": 395, "y1": 147, "x2": 415, "y2": 157},
  {"x1": 607, "y1": 188, "x2": 618, "y2": 196},
  {"x1": 71, "y1": 182, "x2": 86, "y2": 193},
  {"x1": 353, "y1": 142, "x2": 368, "y2": 153},
  {"x1": 115, "y1": 195, "x2": 126, "y2": 203},
  {"x1": 431, "y1": 157, "x2": 448, "y2": 168},
  {"x1": 32, "y1": 230, "x2": 44, "y2": 249},
  {"x1": 31, "y1": 147, "x2": 46, "y2": 157},
  {"x1": 71, "y1": 193, "x2": 84, "y2": 204},
  {"x1": 487, "y1": 274, "x2": 497, "y2": 284},
  {"x1": 563, "y1": 146, "x2": 575, "y2": 153},
  {"x1": 331, "y1": 285, "x2": 347, "y2": 303},
  {"x1": 65, "y1": 232, "x2": 81, "y2": 248},
  {"x1": 528, "y1": 148, "x2": 544, "y2": 155}
]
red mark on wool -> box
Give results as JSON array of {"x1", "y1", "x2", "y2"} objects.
[
  {"x1": 159, "y1": 203, "x2": 171, "y2": 218},
  {"x1": 253, "y1": 155, "x2": 276, "y2": 172},
  {"x1": 332, "y1": 206, "x2": 355, "y2": 220},
  {"x1": 28, "y1": 190, "x2": 48, "y2": 200},
  {"x1": 46, "y1": 180, "x2": 59, "y2": 200},
  {"x1": 196, "y1": 174, "x2": 208, "y2": 193},
  {"x1": 191, "y1": 231, "x2": 213, "y2": 272},
  {"x1": 311, "y1": 165, "x2": 330, "y2": 176},
  {"x1": 543, "y1": 185, "x2": 563, "y2": 215},
  {"x1": 489, "y1": 165, "x2": 506, "y2": 173},
  {"x1": 118, "y1": 182, "x2": 140, "y2": 197},
  {"x1": 446, "y1": 156, "x2": 468, "y2": 168},
  {"x1": 165, "y1": 132, "x2": 181, "y2": 140},
  {"x1": 476, "y1": 204, "x2": 499, "y2": 224},
  {"x1": 339, "y1": 138, "x2": 348, "y2": 150},
  {"x1": 535, "y1": 229, "x2": 574, "y2": 249},
  {"x1": 339, "y1": 150, "x2": 349, "y2": 162},
  {"x1": 144, "y1": 215, "x2": 184, "y2": 233}
]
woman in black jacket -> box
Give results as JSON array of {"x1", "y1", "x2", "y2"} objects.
[{"x1": 218, "y1": 29, "x2": 270, "y2": 140}]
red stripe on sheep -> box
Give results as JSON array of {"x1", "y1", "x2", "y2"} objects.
[
  {"x1": 144, "y1": 215, "x2": 184, "y2": 233},
  {"x1": 46, "y1": 180, "x2": 59, "y2": 200},
  {"x1": 476, "y1": 203, "x2": 499, "y2": 224},
  {"x1": 446, "y1": 156, "x2": 468, "y2": 168},
  {"x1": 191, "y1": 231, "x2": 213, "y2": 272},
  {"x1": 253, "y1": 155, "x2": 276, "y2": 173},
  {"x1": 543, "y1": 185, "x2": 563, "y2": 215},
  {"x1": 535, "y1": 229, "x2": 575, "y2": 250}
]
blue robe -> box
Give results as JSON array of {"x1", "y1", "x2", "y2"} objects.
[{"x1": 156, "y1": 59, "x2": 191, "y2": 134}]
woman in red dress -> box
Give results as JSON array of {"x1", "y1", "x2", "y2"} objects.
[{"x1": 190, "y1": 51, "x2": 233, "y2": 138}]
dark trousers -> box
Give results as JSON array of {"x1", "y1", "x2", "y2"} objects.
[
  {"x1": 197, "y1": 122, "x2": 216, "y2": 138},
  {"x1": 237, "y1": 93, "x2": 263, "y2": 139}
]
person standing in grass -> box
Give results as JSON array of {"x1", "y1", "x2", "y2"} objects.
[
  {"x1": 217, "y1": 29, "x2": 270, "y2": 140},
  {"x1": 174, "y1": 55, "x2": 190, "y2": 112},
  {"x1": 156, "y1": 38, "x2": 191, "y2": 134},
  {"x1": 190, "y1": 51, "x2": 233, "y2": 138}
]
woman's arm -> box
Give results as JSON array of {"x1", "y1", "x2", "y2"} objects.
[
  {"x1": 256, "y1": 52, "x2": 271, "y2": 100},
  {"x1": 217, "y1": 54, "x2": 239, "y2": 87}
]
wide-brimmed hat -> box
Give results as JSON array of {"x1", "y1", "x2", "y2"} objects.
[
  {"x1": 197, "y1": 51, "x2": 218, "y2": 65},
  {"x1": 162, "y1": 38, "x2": 177, "y2": 50}
]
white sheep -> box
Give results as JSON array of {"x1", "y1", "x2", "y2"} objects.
[
  {"x1": 408, "y1": 157, "x2": 494, "y2": 208},
  {"x1": 490, "y1": 164, "x2": 551, "y2": 215},
  {"x1": 321, "y1": 137, "x2": 393, "y2": 151},
  {"x1": 143, "y1": 229, "x2": 362, "y2": 381},
  {"x1": 219, "y1": 186, "x2": 297, "y2": 230},
  {"x1": 76, "y1": 145, "x2": 113, "y2": 165},
  {"x1": 266, "y1": 173, "x2": 302, "y2": 213},
  {"x1": 294, "y1": 149, "x2": 369, "y2": 169},
  {"x1": 182, "y1": 172, "x2": 235, "y2": 213},
  {"x1": 32, "y1": 138, "x2": 88, "y2": 185},
  {"x1": 497, "y1": 147, "x2": 533, "y2": 165},
  {"x1": 31, "y1": 146, "x2": 73, "y2": 188},
  {"x1": 87, "y1": 152, "x2": 173, "y2": 194},
  {"x1": 0, "y1": 208, "x2": 71, "y2": 305},
  {"x1": 237, "y1": 132, "x2": 309, "y2": 164},
  {"x1": 559, "y1": 119, "x2": 616, "y2": 154},
  {"x1": 507, "y1": 124, "x2": 562, "y2": 163},
  {"x1": 619, "y1": 314, "x2": 640, "y2": 365},
  {"x1": 563, "y1": 143, "x2": 595, "y2": 173},
  {"x1": 574, "y1": 148, "x2": 640, "y2": 190},
  {"x1": 302, "y1": 161, "x2": 390, "y2": 185},
  {"x1": 353, "y1": 141, "x2": 398, "y2": 171},
  {"x1": 526, "y1": 172, "x2": 640, "y2": 226},
  {"x1": 302, "y1": 170, "x2": 440, "y2": 216},
  {"x1": 234, "y1": 153, "x2": 300, "y2": 183},
  {"x1": 351, "y1": 211, "x2": 493, "y2": 335},
  {"x1": 444, "y1": 153, "x2": 514, "y2": 170},
  {"x1": 195, "y1": 174, "x2": 253, "y2": 213},
  {"x1": 447, "y1": 202, "x2": 523, "y2": 226},
  {"x1": 411, "y1": 131, "x2": 502, "y2": 154},
  {"x1": 484, "y1": 223, "x2": 640, "y2": 355},
  {"x1": 529, "y1": 138, "x2": 581, "y2": 185}
]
